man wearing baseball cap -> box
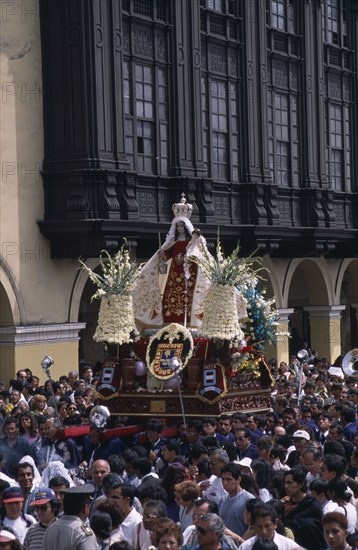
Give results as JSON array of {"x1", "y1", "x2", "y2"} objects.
[
  {"x1": 23, "y1": 488, "x2": 60, "y2": 550},
  {"x1": 0, "y1": 487, "x2": 36, "y2": 545},
  {"x1": 287, "y1": 429, "x2": 311, "y2": 468},
  {"x1": 43, "y1": 485, "x2": 97, "y2": 549}
]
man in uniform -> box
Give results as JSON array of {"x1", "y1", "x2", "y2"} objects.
[{"x1": 43, "y1": 484, "x2": 97, "y2": 550}]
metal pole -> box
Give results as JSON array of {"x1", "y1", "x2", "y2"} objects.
[
  {"x1": 175, "y1": 372, "x2": 187, "y2": 428},
  {"x1": 41, "y1": 356, "x2": 62, "y2": 427},
  {"x1": 297, "y1": 349, "x2": 308, "y2": 403},
  {"x1": 183, "y1": 276, "x2": 188, "y2": 329}
]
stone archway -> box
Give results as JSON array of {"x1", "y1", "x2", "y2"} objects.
[
  {"x1": 287, "y1": 259, "x2": 331, "y2": 357},
  {"x1": 338, "y1": 259, "x2": 358, "y2": 352}
]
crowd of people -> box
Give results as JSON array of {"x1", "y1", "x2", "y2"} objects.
[{"x1": 0, "y1": 352, "x2": 357, "y2": 550}]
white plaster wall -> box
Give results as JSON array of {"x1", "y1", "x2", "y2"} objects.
[{"x1": 0, "y1": 0, "x2": 79, "y2": 324}]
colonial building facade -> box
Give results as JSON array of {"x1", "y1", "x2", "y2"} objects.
[{"x1": 0, "y1": 0, "x2": 357, "y2": 379}]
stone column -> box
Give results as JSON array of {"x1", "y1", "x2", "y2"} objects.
[
  {"x1": 269, "y1": 308, "x2": 294, "y2": 364},
  {"x1": 304, "y1": 306, "x2": 346, "y2": 362},
  {"x1": 350, "y1": 304, "x2": 358, "y2": 348}
]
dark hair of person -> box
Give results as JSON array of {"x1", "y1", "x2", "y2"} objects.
[
  {"x1": 221, "y1": 462, "x2": 242, "y2": 480},
  {"x1": 202, "y1": 416, "x2": 217, "y2": 427},
  {"x1": 323, "y1": 440, "x2": 347, "y2": 459},
  {"x1": 0, "y1": 480, "x2": 11, "y2": 492},
  {"x1": 301, "y1": 447, "x2": 323, "y2": 461},
  {"x1": 267, "y1": 499, "x2": 287, "y2": 536},
  {"x1": 275, "y1": 435, "x2": 292, "y2": 451},
  {"x1": 197, "y1": 460, "x2": 211, "y2": 479},
  {"x1": 266, "y1": 411, "x2": 279, "y2": 425},
  {"x1": 234, "y1": 427, "x2": 251, "y2": 439},
  {"x1": 174, "y1": 222, "x2": 191, "y2": 241},
  {"x1": 160, "y1": 463, "x2": 187, "y2": 504},
  {"x1": 133, "y1": 457, "x2": 152, "y2": 477},
  {"x1": 256, "y1": 436, "x2": 273, "y2": 452},
  {"x1": 90, "y1": 510, "x2": 112, "y2": 540},
  {"x1": 130, "y1": 444, "x2": 147, "y2": 458},
  {"x1": 240, "y1": 472, "x2": 259, "y2": 497},
  {"x1": 15, "y1": 461, "x2": 34, "y2": 480},
  {"x1": 187, "y1": 419, "x2": 203, "y2": 433},
  {"x1": 162, "y1": 438, "x2": 180, "y2": 455},
  {"x1": 63, "y1": 494, "x2": 92, "y2": 515},
  {"x1": 323, "y1": 453, "x2": 347, "y2": 477},
  {"x1": 137, "y1": 484, "x2": 168, "y2": 503},
  {"x1": 11, "y1": 381, "x2": 23, "y2": 392},
  {"x1": 193, "y1": 497, "x2": 219, "y2": 514},
  {"x1": 245, "y1": 498, "x2": 263, "y2": 517},
  {"x1": 118, "y1": 483, "x2": 136, "y2": 505},
  {"x1": 231, "y1": 411, "x2": 247, "y2": 423},
  {"x1": 346, "y1": 532, "x2": 358, "y2": 548},
  {"x1": 151, "y1": 520, "x2": 183, "y2": 546},
  {"x1": 108, "y1": 543, "x2": 135, "y2": 550},
  {"x1": 268, "y1": 446, "x2": 286, "y2": 463},
  {"x1": 327, "y1": 478, "x2": 352, "y2": 502},
  {"x1": 321, "y1": 511, "x2": 348, "y2": 530},
  {"x1": 201, "y1": 435, "x2": 219, "y2": 450},
  {"x1": 252, "y1": 503, "x2": 278, "y2": 524},
  {"x1": 49, "y1": 475, "x2": 70, "y2": 489},
  {"x1": 18, "y1": 412, "x2": 38, "y2": 437},
  {"x1": 102, "y1": 473, "x2": 123, "y2": 495},
  {"x1": 143, "y1": 499, "x2": 167, "y2": 517},
  {"x1": 220, "y1": 442, "x2": 237, "y2": 462},
  {"x1": 189, "y1": 444, "x2": 208, "y2": 461},
  {"x1": 97, "y1": 500, "x2": 123, "y2": 529},
  {"x1": 108, "y1": 455, "x2": 126, "y2": 474},
  {"x1": 145, "y1": 419, "x2": 164, "y2": 433},
  {"x1": 252, "y1": 459, "x2": 274, "y2": 492},
  {"x1": 283, "y1": 467, "x2": 307, "y2": 492},
  {"x1": 4, "y1": 416, "x2": 19, "y2": 427},
  {"x1": 310, "y1": 478, "x2": 330, "y2": 497},
  {"x1": 122, "y1": 448, "x2": 139, "y2": 464},
  {"x1": 252, "y1": 538, "x2": 279, "y2": 550}
]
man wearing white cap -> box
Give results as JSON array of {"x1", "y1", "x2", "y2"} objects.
[{"x1": 286, "y1": 430, "x2": 310, "y2": 469}]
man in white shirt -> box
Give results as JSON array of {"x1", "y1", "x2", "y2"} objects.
[
  {"x1": 238, "y1": 504, "x2": 303, "y2": 550},
  {"x1": 108, "y1": 483, "x2": 142, "y2": 544},
  {"x1": 301, "y1": 447, "x2": 323, "y2": 490},
  {"x1": 201, "y1": 449, "x2": 229, "y2": 504}
]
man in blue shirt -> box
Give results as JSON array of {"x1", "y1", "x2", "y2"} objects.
[{"x1": 219, "y1": 463, "x2": 255, "y2": 537}]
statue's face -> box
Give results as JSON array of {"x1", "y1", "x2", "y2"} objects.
[{"x1": 177, "y1": 221, "x2": 186, "y2": 235}]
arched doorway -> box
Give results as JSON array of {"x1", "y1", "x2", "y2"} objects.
[
  {"x1": 339, "y1": 259, "x2": 358, "y2": 352},
  {"x1": 287, "y1": 260, "x2": 329, "y2": 355}
]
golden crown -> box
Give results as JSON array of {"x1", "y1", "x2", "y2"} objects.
[{"x1": 172, "y1": 193, "x2": 193, "y2": 219}]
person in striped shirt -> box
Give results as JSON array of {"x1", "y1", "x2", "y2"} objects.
[{"x1": 23, "y1": 488, "x2": 60, "y2": 550}]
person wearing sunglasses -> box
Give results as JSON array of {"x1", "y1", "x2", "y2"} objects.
[
  {"x1": 23, "y1": 488, "x2": 60, "y2": 550},
  {"x1": 195, "y1": 513, "x2": 231, "y2": 550},
  {"x1": 182, "y1": 498, "x2": 239, "y2": 550}
]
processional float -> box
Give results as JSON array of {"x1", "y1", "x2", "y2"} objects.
[{"x1": 79, "y1": 195, "x2": 278, "y2": 419}]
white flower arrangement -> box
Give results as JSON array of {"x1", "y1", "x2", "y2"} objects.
[
  {"x1": 190, "y1": 236, "x2": 259, "y2": 287},
  {"x1": 79, "y1": 242, "x2": 143, "y2": 300},
  {"x1": 189, "y1": 236, "x2": 260, "y2": 342},
  {"x1": 79, "y1": 242, "x2": 143, "y2": 345}
]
